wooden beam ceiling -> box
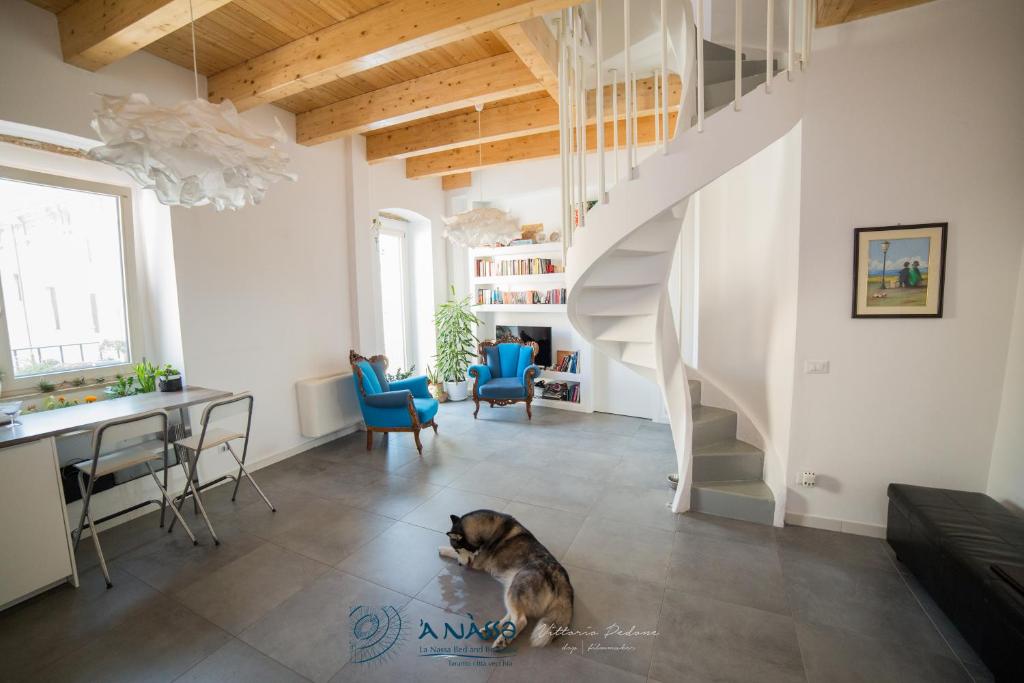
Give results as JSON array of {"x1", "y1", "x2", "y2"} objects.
[
  {"x1": 816, "y1": 0, "x2": 937, "y2": 27},
  {"x1": 406, "y1": 112, "x2": 679, "y2": 179},
  {"x1": 296, "y1": 52, "x2": 546, "y2": 145},
  {"x1": 57, "y1": 0, "x2": 234, "y2": 70},
  {"x1": 29, "y1": 0, "x2": 696, "y2": 179},
  {"x1": 366, "y1": 74, "x2": 681, "y2": 162},
  {"x1": 206, "y1": 0, "x2": 581, "y2": 111},
  {"x1": 441, "y1": 172, "x2": 473, "y2": 191},
  {"x1": 497, "y1": 17, "x2": 559, "y2": 102}
]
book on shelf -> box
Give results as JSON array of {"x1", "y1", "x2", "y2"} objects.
[
  {"x1": 553, "y1": 350, "x2": 579, "y2": 373},
  {"x1": 475, "y1": 287, "x2": 566, "y2": 305},
  {"x1": 535, "y1": 379, "x2": 580, "y2": 403},
  {"x1": 474, "y1": 256, "x2": 564, "y2": 277}
]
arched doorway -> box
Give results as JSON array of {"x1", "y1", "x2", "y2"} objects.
[{"x1": 374, "y1": 208, "x2": 435, "y2": 376}]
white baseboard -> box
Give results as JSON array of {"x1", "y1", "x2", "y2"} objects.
[
  {"x1": 784, "y1": 512, "x2": 886, "y2": 539},
  {"x1": 245, "y1": 422, "x2": 361, "y2": 474}
]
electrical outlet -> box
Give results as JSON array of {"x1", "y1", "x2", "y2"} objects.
[
  {"x1": 804, "y1": 360, "x2": 830, "y2": 374},
  {"x1": 797, "y1": 471, "x2": 817, "y2": 487}
]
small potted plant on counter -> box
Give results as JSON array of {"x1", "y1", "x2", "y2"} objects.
[
  {"x1": 157, "y1": 365, "x2": 183, "y2": 392},
  {"x1": 105, "y1": 375, "x2": 136, "y2": 398},
  {"x1": 433, "y1": 286, "x2": 481, "y2": 402}
]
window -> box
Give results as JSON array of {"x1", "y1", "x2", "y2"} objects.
[
  {"x1": 0, "y1": 166, "x2": 140, "y2": 389},
  {"x1": 377, "y1": 227, "x2": 409, "y2": 370}
]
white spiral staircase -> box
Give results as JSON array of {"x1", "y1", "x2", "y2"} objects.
[{"x1": 561, "y1": 1, "x2": 811, "y2": 520}]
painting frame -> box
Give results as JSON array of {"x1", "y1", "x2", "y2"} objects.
[{"x1": 852, "y1": 223, "x2": 948, "y2": 319}]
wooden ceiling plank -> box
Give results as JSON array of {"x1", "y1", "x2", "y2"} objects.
[
  {"x1": 57, "y1": 0, "x2": 234, "y2": 70},
  {"x1": 206, "y1": 0, "x2": 581, "y2": 111},
  {"x1": 496, "y1": 17, "x2": 559, "y2": 102},
  {"x1": 234, "y1": 0, "x2": 344, "y2": 39},
  {"x1": 303, "y1": 0, "x2": 385, "y2": 23},
  {"x1": 816, "y1": 0, "x2": 937, "y2": 27},
  {"x1": 441, "y1": 172, "x2": 472, "y2": 190},
  {"x1": 366, "y1": 74, "x2": 681, "y2": 162},
  {"x1": 815, "y1": 0, "x2": 856, "y2": 27},
  {"x1": 844, "y1": 0, "x2": 938, "y2": 23},
  {"x1": 146, "y1": 5, "x2": 288, "y2": 74},
  {"x1": 405, "y1": 112, "x2": 678, "y2": 178},
  {"x1": 296, "y1": 52, "x2": 546, "y2": 145}
]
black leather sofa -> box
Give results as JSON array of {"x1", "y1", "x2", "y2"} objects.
[{"x1": 887, "y1": 484, "x2": 1024, "y2": 681}]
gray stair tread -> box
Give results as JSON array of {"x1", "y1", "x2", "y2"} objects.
[
  {"x1": 693, "y1": 480, "x2": 774, "y2": 501},
  {"x1": 703, "y1": 40, "x2": 742, "y2": 61},
  {"x1": 694, "y1": 438, "x2": 762, "y2": 457},
  {"x1": 702, "y1": 59, "x2": 778, "y2": 86},
  {"x1": 692, "y1": 405, "x2": 735, "y2": 424}
]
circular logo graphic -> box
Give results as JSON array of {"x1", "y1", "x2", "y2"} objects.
[{"x1": 349, "y1": 605, "x2": 405, "y2": 664}]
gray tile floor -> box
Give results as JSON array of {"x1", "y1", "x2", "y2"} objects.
[{"x1": 0, "y1": 400, "x2": 993, "y2": 682}]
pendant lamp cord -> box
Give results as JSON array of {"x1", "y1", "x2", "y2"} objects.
[
  {"x1": 189, "y1": 0, "x2": 200, "y2": 100},
  {"x1": 476, "y1": 103, "x2": 484, "y2": 202}
]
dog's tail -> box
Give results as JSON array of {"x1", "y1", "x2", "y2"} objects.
[{"x1": 530, "y1": 599, "x2": 573, "y2": 647}]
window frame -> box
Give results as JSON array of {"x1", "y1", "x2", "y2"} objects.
[{"x1": 0, "y1": 165, "x2": 144, "y2": 395}]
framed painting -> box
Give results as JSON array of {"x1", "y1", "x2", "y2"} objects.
[{"x1": 852, "y1": 223, "x2": 948, "y2": 318}]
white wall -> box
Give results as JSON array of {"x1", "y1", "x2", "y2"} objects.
[
  {"x1": 691, "y1": 124, "x2": 802, "y2": 523},
  {"x1": 988, "y1": 246, "x2": 1024, "y2": 513},
  {"x1": 0, "y1": 2, "x2": 359, "y2": 514},
  {"x1": 787, "y1": 0, "x2": 1024, "y2": 530}
]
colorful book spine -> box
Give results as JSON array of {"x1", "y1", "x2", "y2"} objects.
[{"x1": 473, "y1": 257, "x2": 564, "y2": 277}]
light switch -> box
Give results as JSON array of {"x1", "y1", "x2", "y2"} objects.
[{"x1": 804, "y1": 360, "x2": 830, "y2": 375}]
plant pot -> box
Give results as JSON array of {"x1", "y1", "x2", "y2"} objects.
[
  {"x1": 445, "y1": 380, "x2": 468, "y2": 401},
  {"x1": 429, "y1": 382, "x2": 448, "y2": 403},
  {"x1": 158, "y1": 375, "x2": 183, "y2": 392}
]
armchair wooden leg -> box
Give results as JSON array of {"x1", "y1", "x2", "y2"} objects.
[
  {"x1": 366, "y1": 429, "x2": 373, "y2": 450},
  {"x1": 431, "y1": 421, "x2": 438, "y2": 434},
  {"x1": 473, "y1": 399, "x2": 480, "y2": 419},
  {"x1": 526, "y1": 401, "x2": 532, "y2": 421},
  {"x1": 413, "y1": 428, "x2": 423, "y2": 454}
]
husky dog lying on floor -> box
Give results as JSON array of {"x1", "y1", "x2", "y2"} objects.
[{"x1": 439, "y1": 509, "x2": 574, "y2": 650}]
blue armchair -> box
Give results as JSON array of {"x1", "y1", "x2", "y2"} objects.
[
  {"x1": 350, "y1": 350, "x2": 438, "y2": 453},
  {"x1": 468, "y1": 337, "x2": 540, "y2": 420}
]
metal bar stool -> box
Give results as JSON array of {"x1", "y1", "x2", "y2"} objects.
[
  {"x1": 72, "y1": 410, "x2": 197, "y2": 588},
  {"x1": 168, "y1": 392, "x2": 275, "y2": 544}
]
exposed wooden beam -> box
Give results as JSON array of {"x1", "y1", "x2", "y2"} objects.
[
  {"x1": 366, "y1": 74, "x2": 681, "y2": 162},
  {"x1": 497, "y1": 18, "x2": 559, "y2": 102},
  {"x1": 206, "y1": 0, "x2": 582, "y2": 112},
  {"x1": 406, "y1": 112, "x2": 679, "y2": 178},
  {"x1": 296, "y1": 53, "x2": 545, "y2": 146},
  {"x1": 0, "y1": 134, "x2": 88, "y2": 160},
  {"x1": 57, "y1": 0, "x2": 233, "y2": 71},
  {"x1": 441, "y1": 172, "x2": 473, "y2": 190},
  {"x1": 816, "y1": 0, "x2": 937, "y2": 27}
]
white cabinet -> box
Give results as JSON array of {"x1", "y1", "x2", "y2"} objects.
[{"x1": 0, "y1": 438, "x2": 76, "y2": 608}]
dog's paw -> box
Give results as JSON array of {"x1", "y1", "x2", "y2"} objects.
[{"x1": 492, "y1": 636, "x2": 510, "y2": 651}]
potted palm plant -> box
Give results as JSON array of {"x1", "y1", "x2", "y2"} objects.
[{"x1": 433, "y1": 287, "x2": 481, "y2": 402}]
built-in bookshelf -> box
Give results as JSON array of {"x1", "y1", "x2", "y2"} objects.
[
  {"x1": 469, "y1": 242, "x2": 567, "y2": 311},
  {"x1": 533, "y1": 348, "x2": 583, "y2": 409},
  {"x1": 468, "y1": 241, "x2": 591, "y2": 413}
]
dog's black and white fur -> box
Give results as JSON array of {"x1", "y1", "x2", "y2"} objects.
[{"x1": 439, "y1": 509, "x2": 574, "y2": 650}]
